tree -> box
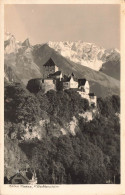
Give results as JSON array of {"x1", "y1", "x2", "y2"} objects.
[{"x1": 5, "y1": 83, "x2": 41, "y2": 123}]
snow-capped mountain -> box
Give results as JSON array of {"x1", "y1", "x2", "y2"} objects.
[
  {"x1": 4, "y1": 32, "x2": 23, "y2": 54},
  {"x1": 48, "y1": 41, "x2": 120, "y2": 71},
  {"x1": 4, "y1": 32, "x2": 120, "y2": 72},
  {"x1": 4, "y1": 32, "x2": 41, "y2": 84}
]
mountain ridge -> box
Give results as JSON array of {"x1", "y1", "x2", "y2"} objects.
[
  {"x1": 4, "y1": 32, "x2": 120, "y2": 75},
  {"x1": 48, "y1": 41, "x2": 120, "y2": 73},
  {"x1": 4, "y1": 33, "x2": 120, "y2": 97}
]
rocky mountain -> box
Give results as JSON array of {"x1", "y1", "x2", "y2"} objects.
[
  {"x1": 100, "y1": 51, "x2": 120, "y2": 80},
  {"x1": 22, "y1": 38, "x2": 31, "y2": 48},
  {"x1": 4, "y1": 32, "x2": 22, "y2": 54},
  {"x1": 4, "y1": 32, "x2": 42, "y2": 84},
  {"x1": 4, "y1": 64, "x2": 21, "y2": 83},
  {"x1": 4, "y1": 33, "x2": 120, "y2": 97},
  {"x1": 48, "y1": 41, "x2": 120, "y2": 75}
]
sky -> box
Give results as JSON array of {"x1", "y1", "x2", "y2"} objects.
[{"x1": 4, "y1": 4, "x2": 120, "y2": 49}]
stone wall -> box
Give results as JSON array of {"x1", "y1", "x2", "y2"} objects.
[
  {"x1": 41, "y1": 82, "x2": 56, "y2": 93},
  {"x1": 77, "y1": 91, "x2": 97, "y2": 107},
  {"x1": 43, "y1": 65, "x2": 59, "y2": 78},
  {"x1": 84, "y1": 81, "x2": 90, "y2": 94},
  {"x1": 63, "y1": 78, "x2": 78, "y2": 90},
  {"x1": 79, "y1": 81, "x2": 90, "y2": 94},
  {"x1": 89, "y1": 96, "x2": 97, "y2": 107},
  {"x1": 63, "y1": 82, "x2": 70, "y2": 90},
  {"x1": 77, "y1": 91, "x2": 90, "y2": 101},
  {"x1": 70, "y1": 79, "x2": 78, "y2": 88}
]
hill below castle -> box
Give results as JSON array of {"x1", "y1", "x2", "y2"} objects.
[{"x1": 4, "y1": 82, "x2": 120, "y2": 184}]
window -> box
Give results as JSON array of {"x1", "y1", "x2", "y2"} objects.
[{"x1": 91, "y1": 103, "x2": 95, "y2": 107}]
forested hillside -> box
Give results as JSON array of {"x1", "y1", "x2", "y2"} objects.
[{"x1": 4, "y1": 82, "x2": 120, "y2": 184}]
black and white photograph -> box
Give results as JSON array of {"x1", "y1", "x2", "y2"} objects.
[{"x1": 1, "y1": 1, "x2": 125, "y2": 194}]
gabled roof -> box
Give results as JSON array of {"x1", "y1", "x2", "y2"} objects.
[
  {"x1": 43, "y1": 58, "x2": 56, "y2": 67},
  {"x1": 49, "y1": 71, "x2": 62, "y2": 77},
  {"x1": 10, "y1": 172, "x2": 29, "y2": 183},
  {"x1": 78, "y1": 79, "x2": 87, "y2": 86},
  {"x1": 62, "y1": 74, "x2": 78, "y2": 82},
  {"x1": 62, "y1": 75, "x2": 71, "y2": 82}
]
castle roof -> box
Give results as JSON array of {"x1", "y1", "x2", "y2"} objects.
[
  {"x1": 62, "y1": 74, "x2": 77, "y2": 82},
  {"x1": 49, "y1": 71, "x2": 62, "y2": 77},
  {"x1": 43, "y1": 58, "x2": 56, "y2": 67},
  {"x1": 10, "y1": 172, "x2": 30, "y2": 183},
  {"x1": 63, "y1": 76, "x2": 71, "y2": 82},
  {"x1": 78, "y1": 79, "x2": 87, "y2": 86}
]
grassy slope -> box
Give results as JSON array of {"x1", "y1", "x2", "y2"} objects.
[
  {"x1": 100, "y1": 60, "x2": 120, "y2": 80},
  {"x1": 100, "y1": 51, "x2": 120, "y2": 80}
]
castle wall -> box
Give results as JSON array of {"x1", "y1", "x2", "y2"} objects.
[
  {"x1": 77, "y1": 91, "x2": 97, "y2": 107},
  {"x1": 56, "y1": 73, "x2": 63, "y2": 81},
  {"x1": 44, "y1": 79, "x2": 54, "y2": 84},
  {"x1": 70, "y1": 78, "x2": 78, "y2": 88},
  {"x1": 79, "y1": 81, "x2": 90, "y2": 94},
  {"x1": 89, "y1": 96, "x2": 97, "y2": 107},
  {"x1": 42, "y1": 81, "x2": 56, "y2": 93},
  {"x1": 49, "y1": 73, "x2": 63, "y2": 81},
  {"x1": 77, "y1": 91, "x2": 90, "y2": 102},
  {"x1": 55, "y1": 65, "x2": 59, "y2": 72},
  {"x1": 63, "y1": 82, "x2": 70, "y2": 90},
  {"x1": 63, "y1": 77, "x2": 78, "y2": 90},
  {"x1": 43, "y1": 65, "x2": 58, "y2": 78},
  {"x1": 84, "y1": 81, "x2": 90, "y2": 94}
]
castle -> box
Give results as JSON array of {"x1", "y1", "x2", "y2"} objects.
[
  {"x1": 41, "y1": 58, "x2": 97, "y2": 107},
  {"x1": 26, "y1": 58, "x2": 97, "y2": 107}
]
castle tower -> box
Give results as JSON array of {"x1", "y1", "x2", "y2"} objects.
[{"x1": 43, "y1": 58, "x2": 59, "y2": 78}]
